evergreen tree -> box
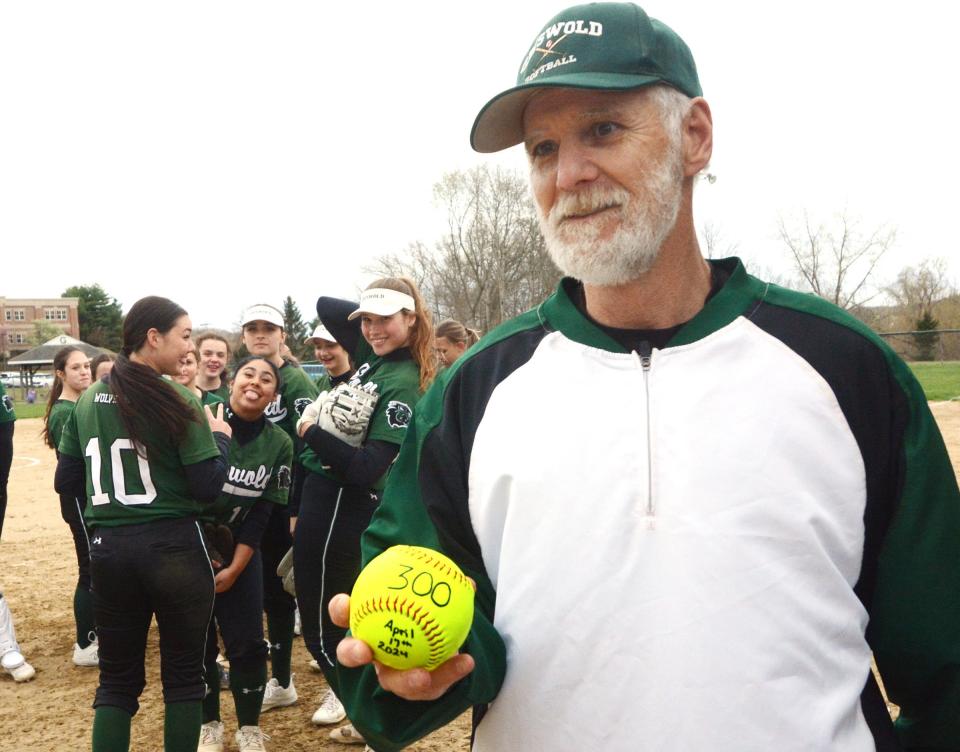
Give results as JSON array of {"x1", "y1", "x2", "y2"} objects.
[
  {"x1": 913, "y1": 312, "x2": 940, "y2": 361},
  {"x1": 281, "y1": 296, "x2": 309, "y2": 359},
  {"x1": 62, "y1": 284, "x2": 123, "y2": 350}
]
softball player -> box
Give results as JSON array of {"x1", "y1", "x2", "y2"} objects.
[
  {"x1": 197, "y1": 356, "x2": 293, "y2": 752},
  {"x1": 196, "y1": 333, "x2": 231, "y2": 402},
  {"x1": 54, "y1": 296, "x2": 232, "y2": 752},
  {"x1": 239, "y1": 304, "x2": 318, "y2": 712},
  {"x1": 1, "y1": 383, "x2": 35, "y2": 683},
  {"x1": 175, "y1": 341, "x2": 225, "y2": 407},
  {"x1": 434, "y1": 319, "x2": 480, "y2": 368},
  {"x1": 0, "y1": 380, "x2": 14, "y2": 541},
  {"x1": 304, "y1": 324, "x2": 353, "y2": 392},
  {"x1": 294, "y1": 277, "x2": 435, "y2": 742},
  {"x1": 90, "y1": 353, "x2": 115, "y2": 383},
  {"x1": 1, "y1": 590, "x2": 35, "y2": 682},
  {"x1": 42, "y1": 346, "x2": 97, "y2": 667}
]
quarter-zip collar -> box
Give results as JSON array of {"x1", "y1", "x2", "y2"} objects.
[{"x1": 541, "y1": 257, "x2": 765, "y2": 353}]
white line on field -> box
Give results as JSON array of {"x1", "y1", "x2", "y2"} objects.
[{"x1": 12, "y1": 456, "x2": 41, "y2": 467}]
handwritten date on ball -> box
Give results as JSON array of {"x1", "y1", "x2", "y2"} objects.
[{"x1": 349, "y1": 545, "x2": 474, "y2": 670}]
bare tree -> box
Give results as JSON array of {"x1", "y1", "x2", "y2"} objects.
[
  {"x1": 886, "y1": 257, "x2": 952, "y2": 321},
  {"x1": 700, "y1": 221, "x2": 738, "y2": 260},
  {"x1": 777, "y1": 211, "x2": 896, "y2": 310},
  {"x1": 369, "y1": 166, "x2": 561, "y2": 333}
]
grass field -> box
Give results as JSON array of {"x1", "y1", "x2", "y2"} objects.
[
  {"x1": 909, "y1": 361, "x2": 960, "y2": 402},
  {"x1": 3, "y1": 386, "x2": 50, "y2": 419},
  {"x1": 4, "y1": 362, "x2": 959, "y2": 417}
]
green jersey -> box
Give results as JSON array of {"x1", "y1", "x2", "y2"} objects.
[
  {"x1": 203, "y1": 414, "x2": 293, "y2": 531},
  {"x1": 58, "y1": 379, "x2": 220, "y2": 528},
  {"x1": 201, "y1": 389, "x2": 225, "y2": 408},
  {"x1": 264, "y1": 360, "x2": 318, "y2": 442},
  {"x1": 47, "y1": 399, "x2": 77, "y2": 449},
  {"x1": 0, "y1": 383, "x2": 14, "y2": 424},
  {"x1": 301, "y1": 351, "x2": 421, "y2": 490},
  {"x1": 209, "y1": 383, "x2": 230, "y2": 403}
]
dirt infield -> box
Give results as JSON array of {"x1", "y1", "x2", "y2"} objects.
[
  {"x1": 4, "y1": 405, "x2": 960, "y2": 749},
  {"x1": 0, "y1": 418, "x2": 470, "y2": 751}
]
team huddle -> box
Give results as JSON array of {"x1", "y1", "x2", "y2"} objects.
[{"x1": 1, "y1": 276, "x2": 478, "y2": 752}]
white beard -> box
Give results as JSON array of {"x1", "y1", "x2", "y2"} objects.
[{"x1": 538, "y1": 142, "x2": 684, "y2": 286}]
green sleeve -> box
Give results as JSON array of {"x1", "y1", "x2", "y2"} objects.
[
  {"x1": 0, "y1": 384, "x2": 15, "y2": 423},
  {"x1": 58, "y1": 405, "x2": 82, "y2": 458},
  {"x1": 366, "y1": 383, "x2": 420, "y2": 446},
  {"x1": 202, "y1": 390, "x2": 225, "y2": 408},
  {"x1": 283, "y1": 366, "x2": 319, "y2": 424},
  {"x1": 47, "y1": 402, "x2": 71, "y2": 449},
  {"x1": 332, "y1": 384, "x2": 506, "y2": 752},
  {"x1": 174, "y1": 386, "x2": 220, "y2": 465},
  {"x1": 867, "y1": 358, "x2": 960, "y2": 750},
  {"x1": 262, "y1": 432, "x2": 293, "y2": 506}
]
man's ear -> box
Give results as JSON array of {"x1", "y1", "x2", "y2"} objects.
[{"x1": 682, "y1": 97, "x2": 713, "y2": 177}]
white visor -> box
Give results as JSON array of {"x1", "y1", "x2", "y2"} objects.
[
  {"x1": 241, "y1": 304, "x2": 284, "y2": 329},
  {"x1": 304, "y1": 324, "x2": 337, "y2": 345},
  {"x1": 347, "y1": 288, "x2": 415, "y2": 320}
]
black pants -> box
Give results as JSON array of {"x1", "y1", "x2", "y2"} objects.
[
  {"x1": 205, "y1": 551, "x2": 268, "y2": 672},
  {"x1": 0, "y1": 421, "x2": 13, "y2": 542},
  {"x1": 260, "y1": 503, "x2": 295, "y2": 617},
  {"x1": 60, "y1": 493, "x2": 92, "y2": 590},
  {"x1": 89, "y1": 517, "x2": 215, "y2": 715},
  {"x1": 294, "y1": 471, "x2": 379, "y2": 670}
]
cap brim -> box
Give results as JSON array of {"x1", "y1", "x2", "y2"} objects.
[
  {"x1": 347, "y1": 304, "x2": 404, "y2": 321},
  {"x1": 470, "y1": 72, "x2": 665, "y2": 153}
]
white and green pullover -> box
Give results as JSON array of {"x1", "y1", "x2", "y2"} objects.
[{"x1": 333, "y1": 258, "x2": 960, "y2": 752}]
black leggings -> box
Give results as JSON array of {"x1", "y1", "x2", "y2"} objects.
[
  {"x1": 60, "y1": 493, "x2": 92, "y2": 590},
  {"x1": 89, "y1": 517, "x2": 215, "y2": 715},
  {"x1": 293, "y1": 471, "x2": 379, "y2": 670},
  {"x1": 0, "y1": 421, "x2": 13, "y2": 541}
]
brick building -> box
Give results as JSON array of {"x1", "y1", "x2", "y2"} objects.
[{"x1": 0, "y1": 296, "x2": 81, "y2": 360}]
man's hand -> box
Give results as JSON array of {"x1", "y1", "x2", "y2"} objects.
[{"x1": 329, "y1": 593, "x2": 475, "y2": 701}]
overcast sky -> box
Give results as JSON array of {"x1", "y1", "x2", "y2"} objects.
[{"x1": 1, "y1": 1, "x2": 956, "y2": 330}]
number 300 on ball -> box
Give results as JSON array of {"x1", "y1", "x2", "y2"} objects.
[{"x1": 349, "y1": 545, "x2": 474, "y2": 670}]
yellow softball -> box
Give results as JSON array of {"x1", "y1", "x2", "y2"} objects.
[{"x1": 350, "y1": 545, "x2": 475, "y2": 671}]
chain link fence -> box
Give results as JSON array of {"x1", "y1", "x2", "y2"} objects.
[{"x1": 878, "y1": 329, "x2": 960, "y2": 362}]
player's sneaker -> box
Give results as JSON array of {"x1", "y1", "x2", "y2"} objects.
[
  {"x1": 1, "y1": 650, "x2": 35, "y2": 682},
  {"x1": 329, "y1": 723, "x2": 367, "y2": 745},
  {"x1": 72, "y1": 639, "x2": 99, "y2": 667},
  {"x1": 235, "y1": 726, "x2": 269, "y2": 752},
  {"x1": 260, "y1": 675, "x2": 297, "y2": 711},
  {"x1": 197, "y1": 720, "x2": 224, "y2": 752},
  {"x1": 311, "y1": 688, "x2": 346, "y2": 725}
]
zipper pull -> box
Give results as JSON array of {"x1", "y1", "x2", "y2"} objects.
[{"x1": 637, "y1": 341, "x2": 652, "y2": 371}]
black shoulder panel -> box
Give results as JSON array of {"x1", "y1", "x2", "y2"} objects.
[
  {"x1": 749, "y1": 302, "x2": 909, "y2": 749},
  {"x1": 418, "y1": 328, "x2": 551, "y2": 582}
]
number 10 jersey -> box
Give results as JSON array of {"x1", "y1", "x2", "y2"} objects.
[{"x1": 58, "y1": 379, "x2": 221, "y2": 527}]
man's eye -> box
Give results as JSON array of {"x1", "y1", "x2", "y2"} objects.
[
  {"x1": 592, "y1": 122, "x2": 618, "y2": 137},
  {"x1": 531, "y1": 140, "x2": 557, "y2": 158}
]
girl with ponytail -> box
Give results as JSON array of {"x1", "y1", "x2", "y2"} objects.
[
  {"x1": 42, "y1": 346, "x2": 96, "y2": 667},
  {"x1": 293, "y1": 276, "x2": 435, "y2": 742},
  {"x1": 54, "y1": 296, "x2": 233, "y2": 752},
  {"x1": 434, "y1": 318, "x2": 481, "y2": 367}
]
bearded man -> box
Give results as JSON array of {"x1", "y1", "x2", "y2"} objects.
[{"x1": 325, "y1": 4, "x2": 960, "y2": 751}]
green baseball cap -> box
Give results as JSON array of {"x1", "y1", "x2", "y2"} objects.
[{"x1": 470, "y1": 2, "x2": 702, "y2": 153}]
